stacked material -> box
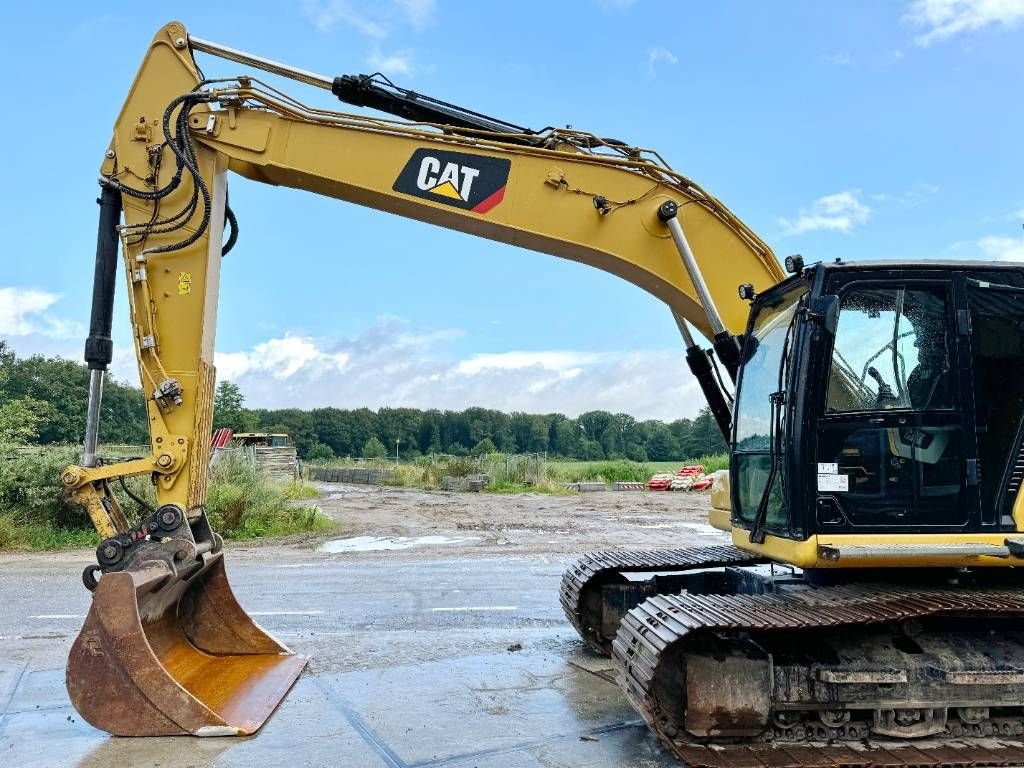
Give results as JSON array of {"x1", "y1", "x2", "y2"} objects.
[
  {"x1": 613, "y1": 481, "x2": 645, "y2": 491},
  {"x1": 253, "y1": 446, "x2": 300, "y2": 481},
  {"x1": 650, "y1": 465, "x2": 713, "y2": 492},
  {"x1": 647, "y1": 474, "x2": 674, "y2": 491},
  {"x1": 563, "y1": 482, "x2": 608, "y2": 492},
  {"x1": 440, "y1": 473, "x2": 491, "y2": 491},
  {"x1": 308, "y1": 466, "x2": 396, "y2": 484}
]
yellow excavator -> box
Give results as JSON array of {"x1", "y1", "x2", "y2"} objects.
[{"x1": 61, "y1": 22, "x2": 1024, "y2": 765}]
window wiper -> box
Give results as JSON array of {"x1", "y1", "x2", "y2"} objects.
[
  {"x1": 892, "y1": 289, "x2": 906, "y2": 403},
  {"x1": 749, "y1": 312, "x2": 796, "y2": 544}
]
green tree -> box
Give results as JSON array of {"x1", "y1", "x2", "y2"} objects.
[
  {"x1": 362, "y1": 436, "x2": 387, "y2": 459},
  {"x1": 472, "y1": 437, "x2": 497, "y2": 456},
  {"x1": 307, "y1": 442, "x2": 335, "y2": 462},
  {"x1": 312, "y1": 407, "x2": 352, "y2": 456},
  {"x1": 625, "y1": 443, "x2": 648, "y2": 462},
  {"x1": 212, "y1": 380, "x2": 255, "y2": 432},
  {"x1": 0, "y1": 397, "x2": 45, "y2": 444},
  {"x1": 580, "y1": 438, "x2": 605, "y2": 460},
  {"x1": 427, "y1": 423, "x2": 443, "y2": 454},
  {"x1": 645, "y1": 424, "x2": 681, "y2": 461}
]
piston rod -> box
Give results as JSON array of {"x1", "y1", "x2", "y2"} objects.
[
  {"x1": 660, "y1": 201, "x2": 727, "y2": 337},
  {"x1": 83, "y1": 370, "x2": 104, "y2": 468},
  {"x1": 189, "y1": 35, "x2": 334, "y2": 90},
  {"x1": 673, "y1": 312, "x2": 732, "y2": 440},
  {"x1": 672, "y1": 311, "x2": 697, "y2": 347},
  {"x1": 82, "y1": 183, "x2": 123, "y2": 467},
  {"x1": 659, "y1": 200, "x2": 743, "y2": 382}
]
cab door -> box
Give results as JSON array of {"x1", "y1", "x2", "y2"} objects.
[{"x1": 815, "y1": 280, "x2": 978, "y2": 532}]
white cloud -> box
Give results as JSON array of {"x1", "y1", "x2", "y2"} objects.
[
  {"x1": 215, "y1": 320, "x2": 706, "y2": 420},
  {"x1": 0, "y1": 288, "x2": 82, "y2": 339},
  {"x1": 906, "y1": 0, "x2": 1024, "y2": 46},
  {"x1": 368, "y1": 49, "x2": 415, "y2": 76},
  {"x1": 0, "y1": 288, "x2": 58, "y2": 336},
  {"x1": 647, "y1": 47, "x2": 678, "y2": 77},
  {"x1": 979, "y1": 234, "x2": 1024, "y2": 261},
  {"x1": 302, "y1": 0, "x2": 388, "y2": 37},
  {"x1": 778, "y1": 190, "x2": 871, "y2": 236},
  {"x1": 393, "y1": 0, "x2": 437, "y2": 28},
  {"x1": 597, "y1": 0, "x2": 638, "y2": 9},
  {"x1": 455, "y1": 351, "x2": 607, "y2": 375},
  {"x1": 215, "y1": 335, "x2": 349, "y2": 381},
  {"x1": 1009, "y1": 208, "x2": 1024, "y2": 221},
  {"x1": 871, "y1": 181, "x2": 939, "y2": 206},
  {"x1": 302, "y1": 0, "x2": 437, "y2": 37}
]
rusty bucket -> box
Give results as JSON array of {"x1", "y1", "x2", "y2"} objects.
[{"x1": 67, "y1": 552, "x2": 307, "y2": 736}]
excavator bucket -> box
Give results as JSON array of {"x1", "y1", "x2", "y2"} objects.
[{"x1": 67, "y1": 553, "x2": 307, "y2": 736}]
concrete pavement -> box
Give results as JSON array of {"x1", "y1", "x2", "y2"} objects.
[{"x1": 0, "y1": 550, "x2": 678, "y2": 767}]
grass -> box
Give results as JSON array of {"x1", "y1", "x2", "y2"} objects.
[
  {"x1": 486, "y1": 478, "x2": 575, "y2": 495},
  {"x1": 547, "y1": 455, "x2": 729, "y2": 484},
  {"x1": 0, "y1": 515, "x2": 99, "y2": 551},
  {"x1": 282, "y1": 480, "x2": 322, "y2": 500},
  {"x1": 0, "y1": 444, "x2": 333, "y2": 551},
  {"x1": 308, "y1": 452, "x2": 730, "y2": 494},
  {"x1": 204, "y1": 452, "x2": 332, "y2": 541}
]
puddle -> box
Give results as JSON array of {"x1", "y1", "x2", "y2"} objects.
[
  {"x1": 635, "y1": 521, "x2": 727, "y2": 537},
  {"x1": 320, "y1": 535, "x2": 480, "y2": 553},
  {"x1": 676, "y1": 521, "x2": 727, "y2": 536}
]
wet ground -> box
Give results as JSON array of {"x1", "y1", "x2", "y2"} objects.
[{"x1": 0, "y1": 484, "x2": 725, "y2": 767}]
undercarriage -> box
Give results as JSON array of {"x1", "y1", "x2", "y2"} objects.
[{"x1": 562, "y1": 550, "x2": 1024, "y2": 766}]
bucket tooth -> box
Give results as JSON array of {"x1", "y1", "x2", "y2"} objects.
[{"x1": 67, "y1": 554, "x2": 307, "y2": 737}]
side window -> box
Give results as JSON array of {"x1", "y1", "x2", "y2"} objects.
[{"x1": 826, "y1": 287, "x2": 952, "y2": 412}]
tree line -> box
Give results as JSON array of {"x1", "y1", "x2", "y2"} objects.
[
  {"x1": 0, "y1": 342, "x2": 147, "y2": 445},
  {"x1": 212, "y1": 381, "x2": 725, "y2": 461},
  {"x1": 0, "y1": 341, "x2": 725, "y2": 461}
]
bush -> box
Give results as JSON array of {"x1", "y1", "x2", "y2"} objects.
[
  {"x1": 548, "y1": 460, "x2": 650, "y2": 484},
  {"x1": 306, "y1": 442, "x2": 335, "y2": 462},
  {"x1": 0, "y1": 445, "x2": 82, "y2": 529},
  {"x1": 362, "y1": 436, "x2": 388, "y2": 459},
  {"x1": 0, "y1": 445, "x2": 332, "y2": 551},
  {"x1": 471, "y1": 438, "x2": 497, "y2": 456},
  {"x1": 441, "y1": 455, "x2": 478, "y2": 477},
  {"x1": 205, "y1": 452, "x2": 331, "y2": 540}
]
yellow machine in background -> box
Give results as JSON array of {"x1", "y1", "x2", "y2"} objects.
[{"x1": 61, "y1": 22, "x2": 1024, "y2": 766}]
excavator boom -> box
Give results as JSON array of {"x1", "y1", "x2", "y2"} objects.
[{"x1": 62, "y1": 21, "x2": 782, "y2": 738}]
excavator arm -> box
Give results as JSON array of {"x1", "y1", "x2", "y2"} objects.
[{"x1": 60, "y1": 21, "x2": 784, "y2": 738}]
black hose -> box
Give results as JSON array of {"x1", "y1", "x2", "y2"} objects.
[
  {"x1": 118, "y1": 475, "x2": 155, "y2": 515},
  {"x1": 222, "y1": 203, "x2": 238, "y2": 256},
  {"x1": 117, "y1": 92, "x2": 213, "y2": 255}
]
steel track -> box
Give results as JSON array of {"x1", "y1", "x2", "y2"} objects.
[
  {"x1": 614, "y1": 585, "x2": 1024, "y2": 767},
  {"x1": 559, "y1": 546, "x2": 765, "y2": 655}
]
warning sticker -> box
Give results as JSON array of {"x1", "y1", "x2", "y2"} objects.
[
  {"x1": 817, "y1": 462, "x2": 838, "y2": 474},
  {"x1": 817, "y1": 473, "x2": 848, "y2": 492},
  {"x1": 178, "y1": 272, "x2": 191, "y2": 295}
]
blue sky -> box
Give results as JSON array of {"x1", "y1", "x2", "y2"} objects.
[{"x1": 2, "y1": 0, "x2": 1022, "y2": 419}]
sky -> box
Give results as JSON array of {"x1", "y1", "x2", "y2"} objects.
[{"x1": 1, "y1": 0, "x2": 1022, "y2": 421}]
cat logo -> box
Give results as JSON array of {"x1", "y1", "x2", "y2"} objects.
[{"x1": 393, "y1": 148, "x2": 510, "y2": 214}]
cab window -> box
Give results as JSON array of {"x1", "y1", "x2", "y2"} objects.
[{"x1": 826, "y1": 287, "x2": 952, "y2": 413}]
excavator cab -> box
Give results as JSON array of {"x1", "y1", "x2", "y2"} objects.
[
  {"x1": 731, "y1": 261, "x2": 1024, "y2": 563},
  {"x1": 565, "y1": 261, "x2": 1024, "y2": 764}
]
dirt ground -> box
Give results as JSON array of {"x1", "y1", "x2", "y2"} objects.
[{"x1": 303, "y1": 482, "x2": 728, "y2": 558}]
